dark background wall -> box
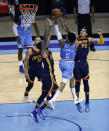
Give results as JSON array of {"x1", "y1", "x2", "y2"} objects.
[
  {"x1": 0, "y1": 0, "x2": 109, "y2": 15},
  {"x1": 26, "y1": 0, "x2": 109, "y2": 15}
]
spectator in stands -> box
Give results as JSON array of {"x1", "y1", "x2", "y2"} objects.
[{"x1": 73, "y1": 0, "x2": 96, "y2": 51}]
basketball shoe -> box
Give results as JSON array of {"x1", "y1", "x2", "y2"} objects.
[
  {"x1": 19, "y1": 65, "x2": 25, "y2": 73},
  {"x1": 29, "y1": 110, "x2": 39, "y2": 123},
  {"x1": 76, "y1": 103, "x2": 84, "y2": 113},
  {"x1": 85, "y1": 103, "x2": 90, "y2": 112}
]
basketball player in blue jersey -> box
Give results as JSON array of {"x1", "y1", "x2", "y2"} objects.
[
  {"x1": 13, "y1": 13, "x2": 40, "y2": 73},
  {"x1": 73, "y1": 28, "x2": 104, "y2": 112},
  {"x1": 48, "y1": 18, "x2": 83, "y2": 112}
]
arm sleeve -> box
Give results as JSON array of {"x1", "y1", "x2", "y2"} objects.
[
  {"x1": 13, "y1": 23, "x2": 18, "y2": 36},
  {"x1": 54, "y1": 25, "x2": 62, "y2": 40},
  {"x1": 97, "y1": 34, "x2": 104, "y2": 44}
]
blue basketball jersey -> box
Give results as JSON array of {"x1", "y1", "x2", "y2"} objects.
[
  {"x1": 60, "y1": 42, "x2": 76, "y2": 60},
  {"x1": 17, "y1": 15, "x2": 32, "y2": 36},
  {"x1": 74, "y1": 36, "x2": 89, "y2": 62}
]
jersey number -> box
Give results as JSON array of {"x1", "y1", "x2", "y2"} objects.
[
  {"x1": 82, "y1": 43, "x2": 87, "y2": 48},
  {"x1": 65, "y1": 53, "x2": 70, "y2": 58}
]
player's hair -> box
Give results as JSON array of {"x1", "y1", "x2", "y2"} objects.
[
  {"x1": 67, "y1": 32, "x2": 76, "y2": 43},
  {"x1": 35, "y1": 36, "x2": 44, "y2": 40}
]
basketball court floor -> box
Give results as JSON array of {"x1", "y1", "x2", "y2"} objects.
[{"x1": 0, "y1": 39, "x2": 109, "y2": 131}]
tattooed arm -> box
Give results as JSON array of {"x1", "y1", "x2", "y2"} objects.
[{"x1": 24, "y1": 48, "x2": 32, "y2": 80}]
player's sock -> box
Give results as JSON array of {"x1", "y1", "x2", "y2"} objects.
[
  {"x1": 19, "y1": 60, "x2": 25, "y2": 73},
  {"x1": 40, "y1": 103, "x2": 47, "y2": 110},
  {"x1": 48, "y1": 90, "x2": 61, "y2": 110},
  {"x1": 70, "y1": 87, "x2": 77, "y2": 99},
  {"x1": 51, "y1": 90, "x2": 61, "y2": 102},
  {"x1": 19, "y1": 60, "x2": 23, "y2": 66}
]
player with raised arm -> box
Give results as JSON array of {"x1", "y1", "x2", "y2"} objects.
[
  {"x1": 23, "y1": 18, "x2": 58, "y2": 122},
  {"x1": 48, "y1": 17, "x2": 83, "y2": 112},
  {"x1": 73, "y1": 27, "x2": 104, "y2": 112}
]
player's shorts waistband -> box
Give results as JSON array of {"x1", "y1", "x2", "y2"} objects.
[{"x1": 61, "y1": 59, "x2": 74, "y2": 62}]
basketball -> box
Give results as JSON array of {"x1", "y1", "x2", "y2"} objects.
[{"x1": 52, "y1": 8, "x2": 63, "y2": 19}]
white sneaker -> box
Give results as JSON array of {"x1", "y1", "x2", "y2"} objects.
[
  {"x1": 23, "y1": 96, "x2": 32, "y2": 103},
  {"x1": 73, "y1": 98, "x2": 83, "y2": 104},
  {"x1": 48, "y1": 100, "x2": 55, "y2": 110}
]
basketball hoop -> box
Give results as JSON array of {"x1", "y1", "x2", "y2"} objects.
[{"x1": 19, "y1": 4, "x2": 38, "y2": 24}]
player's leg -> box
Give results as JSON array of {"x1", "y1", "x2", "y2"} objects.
[
  {"x1": 49, "y1": 60, "x2": 71, "y2": 106},
  {"x1": 30, "y1": 74, "x2": 52, "y2": 120},
  {"x1": 40, "y1": 80, "x2": 58, "y2": 110},
  {"x1": 75, "y1": 79, "x2": 84, "y2": 113},
  {"x1": 73, "y1": 62, "x2": 84, "y2": 112},
  {"x1": 31, "y1": 90, "x2": 49, "y2": 120},
  {"x1": 70, "y1": 77, "x2": 83, "y2": 104},
  {"x1": 83, "y1": 76, "x2": 90, "y2": 112},
  {"x1": 17, "y1": 36, "x2": 25, "y2": 73},
  {"x1": 73, "y1": 62, "x2": 81, "y2": 98},
  {"x1": 18, "y1": 48, "x2": 25, "y2": 73},
  {"x1": 23, "y1": 71, "x2": 35, "y2": 102},
  {"x1": 40, "y1": 93, "x2": 51, "y2": 110},
  {"x1": 82, "y1": 62, "x2": 90, "y2": 112}
]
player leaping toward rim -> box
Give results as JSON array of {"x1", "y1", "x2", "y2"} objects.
[{"x1": 48, "y1": 17, "x2": 83, "y2": 112}]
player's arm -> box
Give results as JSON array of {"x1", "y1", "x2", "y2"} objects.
[
  {"x1": 13, "y1": 23, "x2": 21, "y2": 43},
  {"x1": 60, "y1": 18, "x2": 73, "y2": 33},
  {"x1": 54, "y1": 18, "x2": 65, "y2": 48},
  {"x1": 89, "y1": 30, "x2": 104, "y2": 44},
  {"x1": 43, "y1": 18, "x2": 53, "y2": 50},
  {"x1": 8, "y1": 5, "x2": 15, "y2": 22},
  {"x1": 90, "y1": 0, "x2": 95, "y2": 23},
  {"x1": 33, "y1": 22, "x2": 40, "y2": 37},
  {"x1": 73, "y1": 0, "x2": 78, "y2": 24},
  {"x1": 41, "y1": 18, "x2": 52, "y2": 58},
  {"x1": 75, "y1": 39, "x2": 79, "y2": 50},
  {"x1": 24, "y1": 49, "x2": 32, "y2": 80}
]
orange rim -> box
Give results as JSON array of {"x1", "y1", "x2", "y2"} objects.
[{"x1": 19, "y1": 4, "x2": 38, "y2": 11}]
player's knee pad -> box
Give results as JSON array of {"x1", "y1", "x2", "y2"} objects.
[
  {"x1": 26, "y1": 83, "x2": 33, "y2": 92},
  {"x1": 62, "y1": 77, "x2": 69, "y2": 84},
  {"x1": 83, "y1": 80, "x2": 89, "y2": 92},
  {"x1": 75, "y1": 80, "x2": 81, "y2": 93}
]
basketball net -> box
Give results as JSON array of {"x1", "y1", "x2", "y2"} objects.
[{"x1": 19, "y1": 4, "x2": 38, "y2": 24}]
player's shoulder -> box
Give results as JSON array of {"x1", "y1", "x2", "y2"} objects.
[{"x1": 26, "y1": 47, "x2": 33, "y2": 55}]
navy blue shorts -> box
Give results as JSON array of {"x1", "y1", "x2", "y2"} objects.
[
  {"x1": 73, "y1": 61, "x2": 89, "y2": 80},
  {"x1": 28, "y1": 69, "x2": 43, "y2": 83},
  {"x1": 42, "y1": 73, "x2": 58, "y2": 92}
]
